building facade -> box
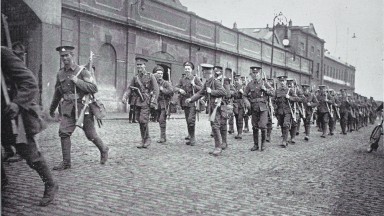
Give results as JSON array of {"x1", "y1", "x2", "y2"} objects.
[
  {"x1": 1, "y1": 0, "x2": 355, "y2": 113},
  {"x1": 323, "y1": 53, "x2": 355, "y2": 92}
]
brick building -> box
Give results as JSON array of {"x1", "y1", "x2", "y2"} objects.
[{"x1": 1, "y1": 0, "x2": 355, "y2": 113}]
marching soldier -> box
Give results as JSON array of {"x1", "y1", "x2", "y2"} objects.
[
  {"x1": 301, "y1": 84, "x2": 319, "y2": 141},
  {"x1": 153, "y1": 65, "x2": 173, "y2": 143},
  {"x1": 327, "y1": 89, "x2": 337, "y2": 135},
  {"x1": 233, "y1": 74, "x2": 246, "y2": 139},
  {"x1": 241, "y1": 75, "x2": 250, "y2": 133},
  {"x1": 186, "y1": 64, "x2": 227, "y2": 156},
  {"x1": 274, "y1": 76, "x2": 299, "y2": 147},
  {"x1": 173, "y1": 61, "x2": 203, "y2": 146},
  {"x1": 347, "y1": 93, "x2": 356, "y2": 132},
  {"x1": 220, "y1": 74, "x2": 235, "y2": 150},
  {"x1": 338, "y1": 89, "x2": 350, "y2": 135},
  {"x1": 122, "y1": 57, "x2": 159, "y2": 148},
  {"x1": 316, "y1": 85, "x2": 333, "y2": 138},
  {"x1": 265, "y1": 78, "x2": 275, "y2": 142},
  {"x1": 243, "y1": 66, "x2": 275, "y2": 151},
  {"x1": 286, "y1": 78, "x2": 304, "y2": 144},
  {"x1": 49, "y1": 46, "x2": 109, "y2": 170},
  {"x1": 2, "y1": 46, "x2": 58, "y2": 206}
]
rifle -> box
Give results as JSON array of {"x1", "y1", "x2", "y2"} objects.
[
  {"x1": 209, "y1": 72, "x2": 224, "y2": 122},
  {"x1": 130, "y1": 86, "x2": 144, "y2": 101},
  {"x1": 287, "y1": 88, "x2": 296, "y2": 123},
  {"x1": 192, "y1": 75, "x2": 199, "y2": 121},
  {"x1": 310, "y1": 107, "x2": 317, "y2": 124},
  {"x1": 75, "y1": 94, "x2": 90, "y2": 128},
  {"x1": 325, "y1": 89, "x2": 333, "y2": 118},
  {"x1": 1, "y1": 70, "x2": 28, "y2": 144}
]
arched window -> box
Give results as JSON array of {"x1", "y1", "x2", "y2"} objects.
[{"x1": 97, "y1": 43, "x2": 117, "y2": 88}]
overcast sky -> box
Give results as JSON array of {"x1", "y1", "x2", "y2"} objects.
[{"x1": 179, "y1": 0, "x2": 383, "y2": 100}]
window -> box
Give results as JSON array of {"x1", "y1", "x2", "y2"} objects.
[
  {"x1": 317, "y1": 49, "x2": 320, "y2": 57},
  {"x1": 311, "y1": 46, "x2": 315, "y2": 53},
  {"x1": 300, "y1": 42, "x2": 305, "y2": 50},
  {"x1": 317, "y1": 63, "x2": 320, "y2": 78}
]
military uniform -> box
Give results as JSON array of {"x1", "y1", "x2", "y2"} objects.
[
  {"x1": 224, "y1": 78, "x2": 235, "y2": 135},
  {"x1": 316, "y1": 86, "x2": 334, "y2": 137},
  {"x1": 327, "y1": 90, "x2": 337, "y2": 135},
  {"x1": 153, "y1": 66, "x2": 173, "y2": 143},
  {"x1": 189, "y1": 65, "x2": 227, "y2": 156},
  {"x1": 241, "y1": 76, "x2": 250, "y2": 133},
  {"x1": 338, "y1": 89, "x2": 350, "y2": 134},
  {"x1": 233, "y1": 75, "x2": 246, "y2": 139},
  {"x1": 49, "y1": 46, "x2": 109, "y2": 170},
  {"x1": 274, "y1": 76, "x2": 300, "y2": 147},
  {"x1": 2, "y1": 46, "x2": 58, "y2": 206},
  {"x1": 244, "y1": 66, "x2": 275, "y2": 151},
  {"x1": 287, "y1": 79, "x2": 305, "y2": 143},
  {"x1": 173, "y1": 61, "x2": 203, "y2": 146},
  {"x1": 265, "y1": 78, "x2": 275, "y2": 142},
  {"x1": 301, "y1": 84, "x2": 319, "y2": 140},
  {"x1": 122, "y1": 57, "x2": 159, "y2": 148},
  {"x1": 128, "y1": 91, "x2": 138, "y2": 123}
]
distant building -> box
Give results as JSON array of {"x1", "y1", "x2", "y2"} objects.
[{"x1": 2, "y1": 0, "x2": 355, "y2": 113}]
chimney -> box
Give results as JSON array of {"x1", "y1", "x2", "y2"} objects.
[
  {"x1": 233, "y1": 22, "x2": 238, "y2": 30},
  {"x1": 289, "y1": 19, "x2": 292, "y2": 27},
  {"x1": 266, "y1": 24, "x2": 269, "y2": 29}
]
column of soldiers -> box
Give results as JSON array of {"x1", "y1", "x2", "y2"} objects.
[{"x1": 4, "y1": 49, "x2": 381, "y2": 207}]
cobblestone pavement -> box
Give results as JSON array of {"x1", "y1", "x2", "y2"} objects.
[{"x1": 2, "y1": 113, "x2": 384, "y2": 215}]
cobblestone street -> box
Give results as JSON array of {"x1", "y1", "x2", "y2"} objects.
[{"x1": 2, "y1": 113, "x2": 384, "y2": 215}]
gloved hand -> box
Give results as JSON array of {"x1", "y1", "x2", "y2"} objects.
[{"x1": 4, "y1": 102, "x2": 20, "y2": 119}]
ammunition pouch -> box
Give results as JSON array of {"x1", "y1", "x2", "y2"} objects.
[{"x1": 63, "y1": 93, "x2": 80, "y2": 101}]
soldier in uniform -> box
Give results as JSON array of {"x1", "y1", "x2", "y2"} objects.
[
  {"x1": 316, "y1": 85, "x2": 333, "y2": 138},
  {"x1": 243, "y1": 66, "x2": 275, "y2": 151},
  {"x1": 225, "y1": 77, "x2": 235, "y2": 135},
  {"x1": 327, "y1": 89, "x2": 337, "y2": 135},
  {"x1": 265, "y1": 78, "x2": 275, "y2": 142},
  {"x1": 173, "y1": 61, "x2": 203, "y2": 146},
  {"x1": 241, "y1": 75, "x2": 250, "y2": 133},
  {"x1": 153, "y1": 65, "x2": 173, "y2": 143},
  {"x1": 301, "y1": 84, "x2": 318, "y2": 141},
  {"x1": 233, "y1": 74, "x2": 246, "y2": 139},
  {"x1": 1, "y1": 46, "x2": 58, "y2": 206},
  {"x1": 347, "y1": 93, "x2": 356, "y2": 132},
  {"x1": 49, "y1": 46, "x2": 109, "y2": 170},
  {"x1": 122, "y1": 57, "x2": 159, "y2": 148},
  {"x1": 338, "y1": 89, "x2": 350, "y2": 135},
  {"x1": 274, "y1": 76, "x2": 299, "y2": 147},
  {"x1": 286, "y1": 78, "x2": 304, "y2": 144},
  {"x1": 186, "y1": 64, "x2": 227, "y2": 156},
  {"x1": 221, "y1": 73, "x2": 235, "y2": 149}
]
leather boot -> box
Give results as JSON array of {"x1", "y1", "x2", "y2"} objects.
[
  {"x1": 143, "y1": 123, "x2": 151, "y2": 148},
  {"x1": 137, "y1": 124, "x2": 145, "y2": 148},
  {"x1": 92, "y1": 137, "x2": 109, "y2": 164},
  {"x1": 289, "y1": 126, "x2": 297, "y2": 144},
  {"x1": 185, "y1": 126, "x2": 192, "y2": 144},
  {"x1": 186, "y1": 126, "x2": 196, "y2": 146},
  {"x1": 321, "y1": 124, "x2": 328, "y2": 138},
  {"x1": 296, "y1": 122, "x2": 300, "y2": 135},
  {"x1": 328, "y1": 122, "x2": 334, "y2": 135},
  {"x1": 31, "y1": 160, "x2": 59, "y2": 206},
  {"x1": 250, "y1": 128, "x2": 259, "y2": 151},
  {"x1": 157, "y1": 126, "x2": 167, "y2": 143},
  {"x1": 209, "y1": 129, "x2": 222, "y2": 155},
  {"x1": 235, "y1": 123, "x2": 243, "y2": 139},
  {"x1": 281, "y1": 127, "x2": 288, "y2": 148},
  {"x1": 304, "y1": 125, "x2": 310, "y2": 141},
  {"x1": 53, "y1": 137, "x2": 71, "y2": 170},
  {"x1": 260, "y1": 129, "x2": 266, "y2": 151},
  {"x1": 221, "y1": 130, "x2": 228, "y2": 150},
  {"x1": 266, "y1": 128, "x2": 271, "y2": 142}
]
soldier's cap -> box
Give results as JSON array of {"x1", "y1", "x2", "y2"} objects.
[
  {"x1": 135, "y1": 57, "x2": 148, "y2": 64},
  {"x1": 56, "y1": 45, "x2": 75, "y2": 55},
  {"x1": 267, "y1": 78, "x2": 274, "y2": 81},
  {"x1": 301, "y1": 84, "x2": 310, "y2": 88},
  {"x1": 200, "y1": 63, "x2": 214, "y2": 70},
  {"x1": 286, "y1": 78, "x2": 294, "y2": 82},
  {"x1": 250, "y1": 66, "x2": 262, "y2": 71},
  {"x1": 277, "y1": 75, "x2": 287, "y2": 80},
  {"x1": 318, "y1": 85, "x2": 326, "y2": 88},
  {"x1": 153, "y1": 65, "x2": 164, "y2": 73},
  {"x1": 234, "y1": 74, "x2": 241, "y2": 78},
  {"x1": 213, "y1": 66, "x2": 223, "y2": 71},
  {"x1": 183, "y1": 61, "x2": 195, "y2": 70}
]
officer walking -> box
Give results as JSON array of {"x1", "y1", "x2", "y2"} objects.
[
  {"x1": 243, "y1": 66, "x2": 275, "y2": 151},
  {"x1": 186, "y1": 64, "x2": 227, "y2": 156},
  {"x1": 300, "y1": 84, "x2": 319, "y2": 140},
  {"x1": 173, "y1": 61, "x2": 203, "y2": 146},
  {"x1": 2, "y1": 46, "x2": 58, "y2": 206},
  {"x1": 274, "y1": 76, "x2": 299, "y2": 147},
  {"x1": 122, "y1": 57, "x2": 159, "y2": 148},
  {"x1": 49, "y1": 46, "x2": 109, "y2": 170},
  {"x1": 153, "y1": 65, "x2": 173, "y2": 143}
]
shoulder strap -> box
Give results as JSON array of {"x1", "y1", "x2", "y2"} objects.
[
  {"x1": 135, "y1": 74, "x2": 144, "y2": 91},
  {"x1": 75, "y1": 66, "x2": 85, "y2": 77}
]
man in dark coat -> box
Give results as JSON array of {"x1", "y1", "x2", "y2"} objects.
[
  {"x1": 49, "y1": 46, "x2": 109, "y2": 170},
  {"x1": 1, "y1": 46, "x2": 58, "y2": 206},
  {"x1": 122, "y1": 57, "x2": 159, "y2": 148}
]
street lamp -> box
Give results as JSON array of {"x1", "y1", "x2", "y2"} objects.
[{"x1": 270, "y1": 12, "x2": 290, "y2": 78}]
